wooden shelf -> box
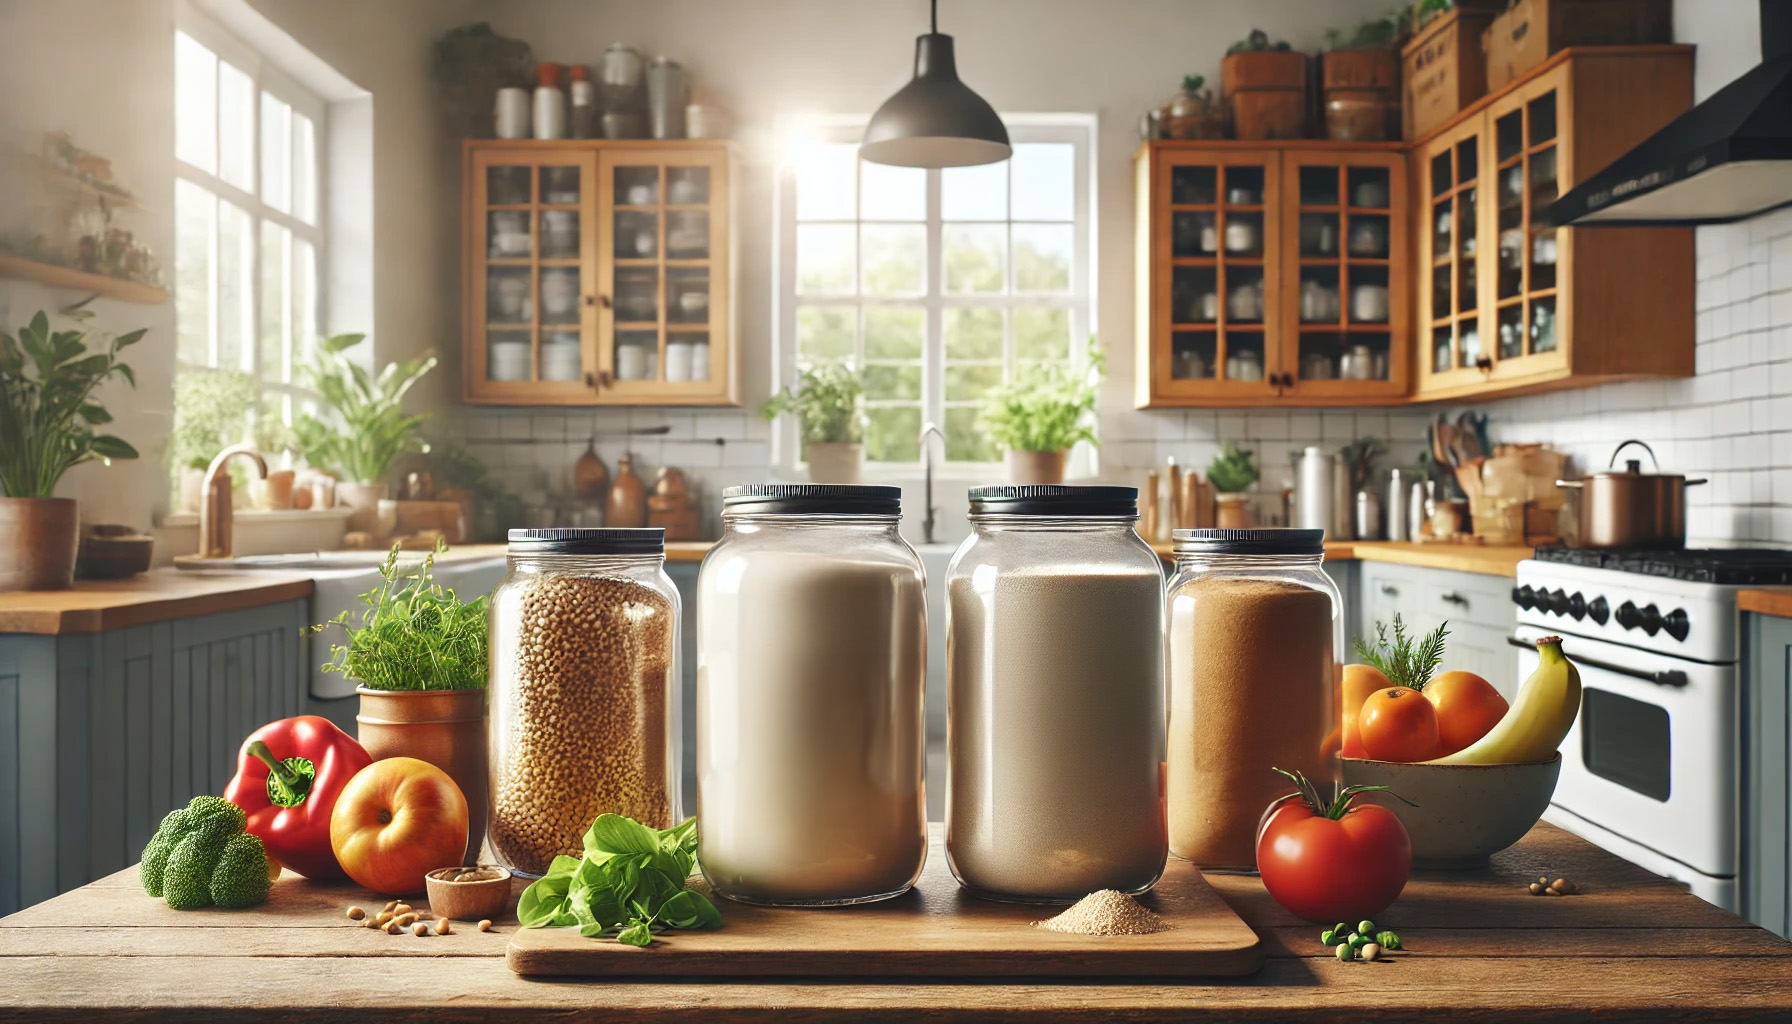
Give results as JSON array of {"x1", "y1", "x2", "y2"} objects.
[{"x1": 0, "y1": 253, "x2": 166, "y2": 304}]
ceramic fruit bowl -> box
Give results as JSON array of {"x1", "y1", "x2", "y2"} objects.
[
  {"x1": 1341, "y1": 754, "x2": 1562, "y2": 868},
  {"x1": 424, "y1": 865, "x2": 513, "y2": 921}
]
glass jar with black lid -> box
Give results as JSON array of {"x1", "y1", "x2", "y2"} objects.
[
  {"x1": 697, "y1": 484, "x2": 927, "y2": 906},
  {"x1": 945, "y1": 485, "x2": 1168, "y2": 901}
]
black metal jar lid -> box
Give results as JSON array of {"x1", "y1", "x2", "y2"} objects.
[
  {"x1": 721, "y1": 483, "x2": 902, "y2": 516},
  {"x1": 508, "y1": 527, "x2": 665, "y2": 555},
  {"x1": 967, "y1": 484, "x2": 1138, "y2": 517},
  {"x1": 1171, "y1": 527, "x2": 1325, "y2": 556}
]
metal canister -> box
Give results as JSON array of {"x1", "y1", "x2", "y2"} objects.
[
  {"x1": 1355, "y1": 489, "x2": 1381, "y2": 541},
  {"x1": 1386, "y1": 468, "x2": 1408, "y2": 542},
  {"x1": 647, "y1": 57, "x2": 690, "y2": 139},
  {"x1": 1331, "y1": 452, "x2": 1354, "y2": 541},
  {"x1": 1294, "y1": 446, "x2": 1332, "y2": 534},
  {"x1": 1409, "y1": 481, "x2": 1427, "y2": 541}
]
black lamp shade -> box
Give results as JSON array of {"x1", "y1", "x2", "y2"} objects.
[{"x1": 860, "y1": 34, "x2": 1011, "y2": 168}]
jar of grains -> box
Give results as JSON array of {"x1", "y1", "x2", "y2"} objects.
[
  {"x1": 697, "y1": 484, "x2": 927, "y2": 906},
  {"x1": 946, "y1": 485, "x2": 1168, "y2": 902},
  {"x1": 487, "y1": 527, "x2": 680, "y2": 877},
  {"x1": 1166, "y1": 528, "x2": 1341, "y2": 870}
]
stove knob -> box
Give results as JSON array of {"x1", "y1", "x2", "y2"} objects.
[
  {"x1": 1616, "y1": 601, "x2": 1641, "y2": 629},
  {"x1": 1589, "y1": 596, "x2": 1610, "y2": 625},
  {"x1": 1568, "y1": 592, "x2": 1587, "y2": 620},
  {"x1": 1513, "y1": 585, "x2": 1536, "y2": 609},
  {"x1": 1664, "y1": 608, "x2": 1690, "y2": 641},
  {"x1": 1640, "y1": 603, "x2": 1662, "y2": 636},
  {"x1": 1549, "y1": 589, "x2": 1570, "y2": 616}
]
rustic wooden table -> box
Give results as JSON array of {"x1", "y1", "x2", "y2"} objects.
[{"x1": 3, "y1": 822, "x2": 1790, "y2": 1022}]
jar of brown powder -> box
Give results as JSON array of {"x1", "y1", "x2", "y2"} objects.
[{"x1": 1166, "y1": 528, "x2": 1340, "y2": 870}]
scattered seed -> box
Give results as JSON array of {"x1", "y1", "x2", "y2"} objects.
[
  {"x1": 411, "y1": 922, "x2": 430, "y2": 937},
  {"x1": 346, "y1": 906, "x2": 365, "y2": 921},
  {"x1": 395, "y1": 913, "x2": 419, "y2": 928},
  {"x1": 385, "y1": 921, "x2": 404, "y2": 935},
  {"x1": 1320, "y1": 928, "x2": 1339, "y2": 946},
  {"x1": 1529, "y1": 882, "x2": 1547, "y2": 895},
  {"x1": 1537, "y1": 875, "x2": 1549, "y2": 887},
  {"x1": 478, "y1": 919, "x2": 494, "y2": 932},
  {"x1": 1553, "y1": 877, "x2": 1576, "y2": 894},
  {"x1": 1362, "y1": 942, "x2": 1383, "y2": 961},
  {"x1": 362, "y1": 919, "x2": 381, "y2": 930},
  {"x1": 436, "y1": 919, "x2": 453, "y2": 935},
  {"x1": 395, "y1": 904, "x2": 412, "y2": 915},
  {"x1": 1376, "y1": 930, "x2": 1402, "y2": 950},
  {"x1": 383, "y1": 900, "x2": 399, "y2": 913},
  {"x1": 1335, "y1": 943, "x2": 1355, "y2": 962}
]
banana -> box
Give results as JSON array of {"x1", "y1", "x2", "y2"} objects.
[{"x1": 1426, "y1": 636, "x2": 1581, "y2": 765}]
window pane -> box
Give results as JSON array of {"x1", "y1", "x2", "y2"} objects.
[
  {"x1": 1013, "y1": 223, "x2": 1073, "y2": 293},
  {"x1": 261, "y1": 91, "x2": 292, "y2": 212},
  {"x1": 259, "y1": 220, "x2": 289, "y2": 384},
  {"x1": 796, "y1": 223, "x2": 855, "y2": 295},
  {"x1": 944, "y1": 405, "x2": 998, "y2": 462},
  {"x1": 860, "y1": 160, "x2": 924, "y2": 221},
  {"x1": 865, "y1": 405, "x2": 920, "y2": 462},
  {"x1": 945, "y1": 307, "x2": 1003, "y2": 360},
  {"x1": 217, "y1": 200, "x2": 254, "y2": 372},
  {"x1": 794, "y1": 142, "x2": 856, "y2": 220},
  {"x1": 864, "y1": 306, "x2": 922, "y2": 359},
  {"x1": 1013, "y1": 307, "x2": 1072, "y2": 361},
  {"x1": 1011, "y1": 143, "x2": 1075, "y2": 221},
  {"x1": 292, "y1": 238, "x2": 316, "y2": 379},
  {"x1": 944, "y1": 363, "x2": 1001, "y2": 402},
  {"x1": 175, "y1": 32, "x2": 217, "y2": 173},
  {"x1": 943, "y1": 224, "x2": 1006, "y2": 294},
  {"x1": 864, "y1": 363, "x2": 920, "y2": 401},
  {"x1": 218, "y1": 61, "x2": 254, "y2": 190},
  {"x1": 942, "y1": 160, "x2": 1006, "y2": 220},
  {"x1": 860, "y1": 224, "x2": 923, "y2": 295},
  {"x1": 293, "y1": 112, "x2": 317, "y2": 224},
  {"x1": 175, "y1": 179, "x2": 215, "y2": 365},
  {"x1": 796, "y1": 305, "x2": 855, "y2": 365}
]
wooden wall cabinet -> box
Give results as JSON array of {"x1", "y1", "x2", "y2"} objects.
[
  {"x1": 463, "y1": 140, "x2": 737, "y2": 406},
  {"x1": 1134, "y1": 141, "x2": 1409, "y2": 408}
]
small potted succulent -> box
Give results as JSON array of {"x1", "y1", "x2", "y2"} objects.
[
  {"x1": 1161, "y1": 74, "x2": 1226, "y2": 140},
  {"x1": 1207, "y1": 443, "x2": 1260, "y2": 528},
  {"x1": 311, "y1": 540, "x2": 489, "y2": 865},
  {"x1": 0, "y1": 310, "x2": 141, "y2": 590},
  {"x1": 763, "y1": 363, "x2": 866, "y2": 484},
  {"x1": 293, "y1": 333, "x2": 436, "y2": 534},
  {"x1": 980, "y1": 343, "x2": 1103, "y2": 485}
]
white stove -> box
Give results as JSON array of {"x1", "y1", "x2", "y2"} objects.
[{"x1": 1512, "y1": 547, "x2": 1792, "y2": 913}]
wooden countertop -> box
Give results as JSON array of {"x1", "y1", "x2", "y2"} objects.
[
  {"x1": 4, "y1": 822, "x2": 1788, "y2": 1022},
  {"x1": 1741, "y1": 588, "x2": 1792, "y2": 618},
  {"x1": 0, "y1": 570, "x2": 315, "y2": 636},
  {"x1": 1149, "y1": 539, "x2": 1533, "y2": 577}
]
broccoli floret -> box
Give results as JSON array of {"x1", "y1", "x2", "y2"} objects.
[
  {"x1": 163, "y1": 830, "x2": 227, "y2": 909},
  {"x1": 140, "y1": 807, "x2": 192, "y2": 898},
  {"x1": 184, "y1": 795, "x2": 247, "y2": 835},
  {"x1": 210, "y1": 833, "x2": 271, "y2": 908},
  {"x1": 140, "y1": 795, "x2": 266, "y2": 910}
]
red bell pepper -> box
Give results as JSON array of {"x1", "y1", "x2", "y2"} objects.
[{"x1": 223, "y1": 715, "x2": 372, "y2": 880}]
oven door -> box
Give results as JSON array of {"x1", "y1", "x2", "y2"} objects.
[{"x1": 1513, "y1": 624, "x2": 1736, "y2": 878}]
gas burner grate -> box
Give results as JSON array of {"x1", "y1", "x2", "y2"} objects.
[{"x1": 1533, "y1": 547, "x2": 1792, "y2": 585}]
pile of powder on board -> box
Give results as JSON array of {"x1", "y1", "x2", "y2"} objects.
[{"x1": 1031, "y1": 890, "x2": 1170, "y2": 936}]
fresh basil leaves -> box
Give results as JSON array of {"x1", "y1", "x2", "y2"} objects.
[{"x1": 517, "y1": 814, "x2": 722, "y2": 946}]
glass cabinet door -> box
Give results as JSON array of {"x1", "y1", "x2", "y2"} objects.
[
  {"x1": 599, "y1": 148, "x2": 728, "y2": 396},
  {"x1": 1159, "y1": 155, "x2": 1278, "y2": 397},
  {"x1": 1419, "y1": 120, "x2": 1488, "y2": 390},
  {"x1": 1491, "y1": 77, "x2": 1563, "y2": 372}
]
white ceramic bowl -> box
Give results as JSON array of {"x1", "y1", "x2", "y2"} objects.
[{"x1": 1342, "y1": 754, "x2": 1562, "y2": 868}]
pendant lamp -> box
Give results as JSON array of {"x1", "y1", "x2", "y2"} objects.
[{"x1": 860, "y1": 0, "x2": 1011, "y2": 168}]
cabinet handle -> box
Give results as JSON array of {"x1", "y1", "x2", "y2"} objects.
[
  {"x1": 1475, "y1": 355, "x2": 1493, "y2": 372},
  {"x1": 582, "y1": 294, "x2": 597, "y2": 308},
  {"x1": 598, "y1": 370, "x2": 613, "y2": 389},
  {"x1": 584, "y1": 371, "x2": 595, "y2": 387},
  {"x1": 1379, "y1": 584, "x2": 1399, "y2": 597},
  {"x1": 597, "y1": 293, "x2": 612, "y2": 309},
  {"x1": 1441, "y1": 591, "x2": 1469, "y2": 606}
]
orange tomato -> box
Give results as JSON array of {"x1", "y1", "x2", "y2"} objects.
[
  {"x1": 1340, "y1": 664, "x2": 1392, "y2": 759},
  {"x1": 329, "y1": 757, "x2": 468, "y2": 896},
  {"x1": 1425, "y1": 670, "x2": 1510, "y2": 757},
  {"x1": 1358, "y1": 686, "x2": 1440, "y2": 763}
]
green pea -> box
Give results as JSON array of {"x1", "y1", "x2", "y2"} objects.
[
  {"x1": 1335, "y1": 921, "x2": 1350, "y2": 936},
  {"x1": 1335, "y1": 942, "x2": 1355, "y2": 962},
  {"x1": 1357, "y1": 919, "x2": 1376, "y2": 936},
  {"x1": 1376, "y1": 930, "x2": 1402, "y2": 950},
  {"x1": 1349, "y1": 934, "x2": 1371, "y2": 950},
  {"x1": 1320, "y1": 928, "x2": 1338, "y2": 946}
]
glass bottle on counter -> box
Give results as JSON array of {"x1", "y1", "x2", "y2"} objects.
[
  {"x1": 486, "y1": 528, "x2": 680, "y2": 878},
  {"x1": 946, "y1": 485, "x2": 1167, "y2": 902},
  {"x1": 1165, "y1": 528, "x2": 1340, "y2": 870},
  {"x1": 696, "y1": 485, "x2": 927, "y2": 906}
]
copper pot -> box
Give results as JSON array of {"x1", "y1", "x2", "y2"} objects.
[
  {"x1": 357, "y1": 687, "x2": 488, "y2": 864},
  {"x1": 1556, "y1": 440, "x2": 1705, "y2": 549}
]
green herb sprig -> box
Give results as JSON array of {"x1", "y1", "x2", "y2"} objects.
[
  {"x1": 518, "y1": 814, "x2": 721, "y2": 946},
  {"x1": 308, "y1": 539, "x2": 488, "y2": 691},
  {"x1": 1353, "y1": 614, "x2": 1449, "y2": 691}
]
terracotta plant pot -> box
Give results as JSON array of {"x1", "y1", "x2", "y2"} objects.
[
  {"x1": 336, "y1": 481, "x2": 389, "y2": 534},
  {"x1": 0, "y1": 497, "x2": 80, "y2": 591},
  {"x1": 356, "y1": 686, "x2": 488, "y2": 865},
  {"x1": 806, "y1": 442, "x2": 864, "y2": 484},
  {"x1": 1215, "y1": 492, "x2": 1256, "y2": 529},
  {"x1": 1005, "y1": 449, "x2": 1067, "y2": 485}
]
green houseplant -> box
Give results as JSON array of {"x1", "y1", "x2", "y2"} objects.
[
  {"x1": 1206, "y1": 443, "x2": 1260, "y2": 528},
  {"x1": 762, "y1": 363, "x2": 866, "y2": 484},
  {"x1": 311, "y1": 540, "x2": 489, "y2": 863},
  {"x1": 0, "y1": 310, "x2": 141, "y2": 590},
  {"x1": 979, "y1": 343, "x2": 1103, "y2": 485},
  {"x1": 292, "y1": 333, "x2": 436, "y2": 532}
]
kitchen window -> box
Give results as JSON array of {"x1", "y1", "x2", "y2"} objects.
[
  {"x1": 173, "y1": 16, "x2": 325, "y2": 425},
  {"x1": 775, "y1": 118, "x2": 1093, "y2": 467}
]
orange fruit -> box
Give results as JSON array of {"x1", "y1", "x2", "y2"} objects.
[
  {"x1": 1359, "y1": 686, "x2": 1440, "y2": 763},
  {"x1": 1340, "y1": 664, "x2": 1392, "y2": 759},
  {"x1": 1425, "y1": 670, "x2": 1510, "y2": 757}
]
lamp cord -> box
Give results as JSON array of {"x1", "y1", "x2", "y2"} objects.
[{"x1": 931, "y1": 0, "x2": 938, "y2": 33}]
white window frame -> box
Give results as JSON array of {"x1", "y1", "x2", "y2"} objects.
[
  {"x1": 772, "y1": 114, "x2": 1097, "y2": 479},
  {"x1": 174, "y1": 2, "x2": 327, "y2": 422}
]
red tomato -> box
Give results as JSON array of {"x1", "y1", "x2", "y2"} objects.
[
  {"x1": 1425, "y1": 670, "x2": 1509, "y2": 757},
  {"x1": 1257, "y1": 773, "x2": 1412, "y2": 923},
  {"x1": 329, "y1": 757, "x2": 468, "y2": 896},
  {"x1": 1359, "y1": 686, "x2": 1440, "y2": 763}
]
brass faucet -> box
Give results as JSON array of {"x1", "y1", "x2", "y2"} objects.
[
  {"x1": 918, "y1": 422, "x2": 945, "y2": 545},
  {"x1": 197, "y1": 445, "x2": 268, "y2": 560}
]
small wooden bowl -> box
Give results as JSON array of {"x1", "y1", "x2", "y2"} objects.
[{"x1": 424, "y1": 865, "x2": 512, "y2": 921}]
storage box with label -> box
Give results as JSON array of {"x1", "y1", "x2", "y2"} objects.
[
  {"x1": 1483, "y1": 0, "x2": 1674, "y2": 91},
  {"x1": 1401, "y1": 6, "x2": 1497, "y2": 140}
]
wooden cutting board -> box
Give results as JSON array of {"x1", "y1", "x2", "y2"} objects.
[{"x1": 506, "y1": 832, "x2": 1262, "y2": 979}]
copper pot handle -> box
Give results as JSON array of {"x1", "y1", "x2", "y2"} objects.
[
  {"x1": 1609, "y1": 439, "x2": 1659, "y2": 470},
  {"x1": 1555, "y1": 479, "x2": 1584, "y2": 489},
  {"x1": 1684, "y1": 478, "x2": 1708, "y2": 486}
]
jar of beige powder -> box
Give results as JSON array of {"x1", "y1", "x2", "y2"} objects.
[
  {"x1": 1165, "y1": 528, "x2": 1340, "y2": 871},
  {"x1": 697, "y1": 484, "x2": 927, "y2": 906}
]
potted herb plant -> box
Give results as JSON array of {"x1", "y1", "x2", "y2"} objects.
[
  {"x1": 293, "y1": 333, "x2": 436, "y2": 533},
  {"x1": 763, "y1": 363, "x2": 866, "y2": 484},
  {"x1": 1207, "y1": 443, "x2": 1260, "y2": 528},
  {"x1": 979, "y1": 344, "x2": 1103, "y2": 485},
  {"x1": 169, "y1": 368, "x2": 261, "y2": 512},
  {"x1": 0, "y1": 310, "x2": 141, "y2": 590},
  {"x1": 311, "y1": 540, "x2": 489, "y2": 865}
]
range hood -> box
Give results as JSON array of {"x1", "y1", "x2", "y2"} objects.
[{"x1": 1546, "y1": 0, "x2": 1792, "y2": 227}]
